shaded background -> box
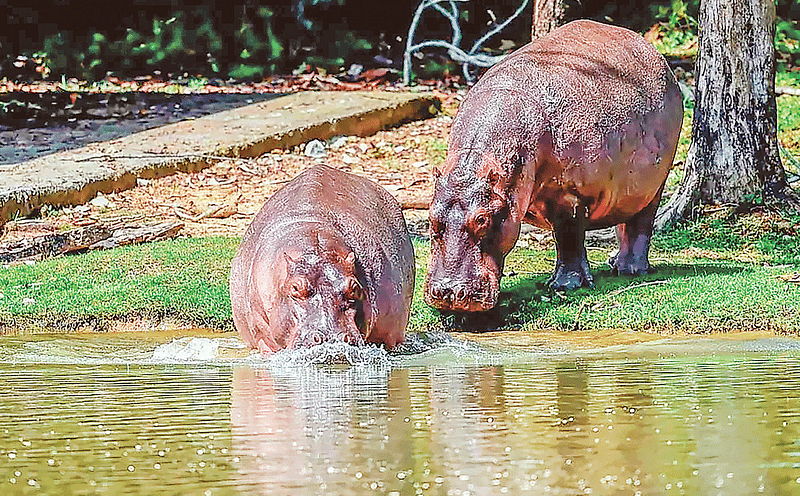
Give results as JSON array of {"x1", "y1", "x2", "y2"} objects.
[{"x1": 0, "y1": 0, "x2": 797, "y2": 80}]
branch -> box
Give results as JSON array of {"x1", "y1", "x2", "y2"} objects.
[{"x1": 74, "y1": 152, "x2": 261, "y2": 164}]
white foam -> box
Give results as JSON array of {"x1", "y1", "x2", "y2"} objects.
[{"x1": 151, "y1": 337, "x2": 247, "y2": 364}]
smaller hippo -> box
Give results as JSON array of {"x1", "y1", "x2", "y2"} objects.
[{"x1": 230, "y1": 164, "x2": 415, "y2": 354}]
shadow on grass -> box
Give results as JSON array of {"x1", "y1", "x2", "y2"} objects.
[{"x1": 433, "y1": 262, "x2": 756, "y2": 333}]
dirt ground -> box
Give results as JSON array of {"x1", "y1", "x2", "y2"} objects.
[{"x1": 2, "y1": 89, "x2": 462, "y2": 243}]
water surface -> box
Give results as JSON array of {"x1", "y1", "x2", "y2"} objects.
[{"x1": 2, "y1": 332, "x2": 800, "y2": 495}]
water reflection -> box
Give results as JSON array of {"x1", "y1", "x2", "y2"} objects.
[
  {"x1": 2, "y1": 335, "x2": 800, "y2": 495},
  {"x1": 230, "y1": 364, "x2": 392, "y2": 494},
  {"x1": 230, "y1": 351, "x2": 800, "y2": 495}
]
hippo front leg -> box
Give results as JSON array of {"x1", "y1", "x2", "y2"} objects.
[
  {"x1": 609, "y1": 189, "x2": 662, "y2": 275},
  {"x1": 547, "y1": 206, "x2": 594, "y2": 291}
]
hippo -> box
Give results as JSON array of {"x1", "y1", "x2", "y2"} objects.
[
  {"x1": 425, "y1": 20, "x2": 683, "y2": 312},
  {"x1": 230, "y1": 164, "x2": 415, "y2": 353}
]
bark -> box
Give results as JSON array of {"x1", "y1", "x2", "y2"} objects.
[
  {"x1": 531, "y1": 0, "x2": 563, "y2": 40},
  {"x1": 0, "y1": 219, "x2": 183, "y2": 263},
  {"x1": 656, "y1": 0, "x2": 800, "y2": 229}
]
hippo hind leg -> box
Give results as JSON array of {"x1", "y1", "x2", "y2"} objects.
[
  {"x1": 609, "y1": 189, "x2": 662, "y2": 275},
  {"x1": 547, "y1": 205, "x2": 594, "y2": 291}
]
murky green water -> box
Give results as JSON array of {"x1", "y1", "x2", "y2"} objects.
[{"x1": 2, "y1": 332, "x2": 800, "y2": 495}]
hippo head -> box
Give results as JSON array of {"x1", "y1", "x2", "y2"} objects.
[
  {"x1": 425, "y1": 152, "x2": 523, "y2": 312},
  {"x1": 266, "y1": 244, "x2": 368, "y2": 351}
]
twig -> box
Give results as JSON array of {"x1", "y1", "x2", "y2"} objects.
[
  {"x1": 74, "y1": 152, "x2": 261, "y2": 164},
  {"x1": 264, "y1": 178, "x2": 292, "y2": 186},
  {"x1": 606, "y1": 279, "x2": 669, "y2": 298},
  {"x1": 172, "y1": 204, "x2": 229, "y2": 222},
  {"x1": 777, "y1": 86, "x2": 800, "y2": 96},
  {"x1": 212, "y1": 177, "x2": 237, "y2": 186},
  {"x1": 238, "y1": 163, "x2": 264, "y2": 176},
  {"x1": 702, "y1": 204, "x2": 737, "y2": 214},
  {"x1": 778, "y1": 143, "x2": 800, "y2": 184}
]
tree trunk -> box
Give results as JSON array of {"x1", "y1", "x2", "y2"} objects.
[
  {"x1": 656, "y1": 0, "x2": 800, "y2": 229},
  {"x1": 531, "y1": 0, "x2": 563, "y2": 40}
]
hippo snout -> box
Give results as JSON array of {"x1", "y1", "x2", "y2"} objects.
[
  {"x1": 293, "y1": 327, "x2": 365, "y2": 348},
  {"x1": 425, "y1": 277, "x2": 497, "y2": 313}
]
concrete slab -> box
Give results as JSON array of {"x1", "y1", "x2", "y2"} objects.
[{"x1": 0, "y1": 90, "x2": 440, "y2": 224}]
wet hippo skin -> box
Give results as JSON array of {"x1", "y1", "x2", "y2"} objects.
[
  {"x1": 425, "y1": 20, "x2": 683, "y2": 312},
  {"x1": 230, "y1": 164, "x2": 415, "y2": 353}
]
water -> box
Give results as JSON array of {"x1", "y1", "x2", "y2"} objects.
[{"x1": 2, "y1": 332, "x2": 800, "y2": 495}]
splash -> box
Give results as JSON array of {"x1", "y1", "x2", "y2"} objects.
[
  {"x1": 150, "y1": 336, "x2": 248, "y2": 364},
  {"x1": 267, "y1": 341, "x2": 390, "y2": 367}
]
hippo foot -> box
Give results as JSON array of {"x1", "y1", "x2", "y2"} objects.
[
  {"x1": 546, "y1": 261, "x2": 595, "y2": 291},
  {"x1": 608, "y1": 251, "x2": 655, "y2": 276}
]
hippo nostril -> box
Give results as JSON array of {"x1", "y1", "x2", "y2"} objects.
[
  {"x1": 432, "y1": 284, "x2": 452, "y2": 302},
  {"x1": 342, "y1": 334, "x2": 353, "y2": 345},
  {"x1": 455, "y1": 287, "x2": 467, "y2": 302},
  {"x1": 310, "y1": 331, "x2": 324, "y2": 345}
]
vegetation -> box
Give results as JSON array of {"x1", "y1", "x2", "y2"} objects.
[
  {"x1": 30, "y1": 7, "x2": 286, "y2": 81},
  {"x1": 1, "y1": 210, "x2": 798, "y2": 336},
  {"x1": 1, "y1": 0, "x2": 797, "y2": 82},
  {"x1": 0, "y1": 237, "x2": 236, "y2": 332}
]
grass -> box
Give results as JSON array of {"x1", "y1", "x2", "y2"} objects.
[
  {"x1": 777, "y1": 71, "x2": 800, "y2": 89},
  {"x1": 2, "y1": 211, "x2": 799, "y2": 336},
  {"x1": 0, "y1": 237, "x2": 237, "y2": 332}
]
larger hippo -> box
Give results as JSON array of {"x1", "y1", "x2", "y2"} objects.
[
  {"x1": 425, "y1": 20, "x2": 683, "y2": 312},
  {"x1": 230, "y1": 164, "x2": 415, "y2": 353}
]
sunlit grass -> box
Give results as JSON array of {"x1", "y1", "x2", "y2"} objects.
[{"x1": 2, "y1": 211, "x2": 798, "y2": 336}]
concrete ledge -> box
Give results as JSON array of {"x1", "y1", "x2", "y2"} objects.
[{"x1": 0, "y1": 90, "x2": 441, "y2": 224}]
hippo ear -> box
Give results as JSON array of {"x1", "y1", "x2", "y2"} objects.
[
  {"x1": 282, "y1": 252, "x2": 298, "y2": 271},
  {"x1": 480, "y1": 161, "x2": 508, "y2": 202},
  {"x1": 344, "y1": 251, "x2": 356, "y2": 267}
]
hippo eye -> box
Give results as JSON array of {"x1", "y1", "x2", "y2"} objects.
[
  {"x1": 286, "y1": 278, "x2": 310, "y2": 300},
  {"x1": 429, "y1": 219, "x2": 444, "y2": 239},
  {"x1": 469, "y1": 208, "x2": 492, "y2": 236},
  {"x1": 344, "y1": 279, "x2": 365, "y2": 305}
]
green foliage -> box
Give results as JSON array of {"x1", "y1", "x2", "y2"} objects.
[
  {"x1": 27, "y1": 6, "x2": 285, "y2": 81},
  {"x1": 15, "y1": 3, "x2": 379, "y2": 81},
  {"x1": 776, "y1": 19, "x2": 800, "y2": 61},
  {"x1": 301, "y1": 31, "x2": 371, "y2": 73},
  {"x1": 39, "y1": 32, "x2": 83, "y2": 79},
  {"x1": 231, "y1": 7, "x2": 283, "y2": 78},
  {"x1": 648, "y1": 0, "x2": 698, "y2": 57}
]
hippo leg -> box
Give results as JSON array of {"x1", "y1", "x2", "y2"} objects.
[
  {"x1": 547, "y1": 207, "x2": 594, "y2": 291},
  {"x1": 609, "y1": 189, "x2": 662, "y2": 275}
]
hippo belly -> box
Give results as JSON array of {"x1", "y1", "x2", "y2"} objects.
[
  {"x1": 230, "y1": 164, "x2": 415, "y2": 354},
  {"x1": 425, "y1": 19, "x2": 683, "y2": 312}
]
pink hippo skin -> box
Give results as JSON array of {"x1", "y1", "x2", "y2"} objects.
[
  {"x1": 425, "y1": 20, "x2": 683, "y2": 312},
  {"x1": 230, "y1": 164, "x2": 415, "y2": 353}
]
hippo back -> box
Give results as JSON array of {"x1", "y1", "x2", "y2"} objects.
[{"x1": 449, "y1": 19, "x2": 684, "y2": 228}]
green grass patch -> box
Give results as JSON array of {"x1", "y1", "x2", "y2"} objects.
[
  {"x1": 778, "y1": 95, "x2": 800, "y2": 135},
  {"x1": 2, "y1": 213, "x2": 798, "y2": 336},
  {"x1": 0, "y1": 237, "x2": 237, "y2": 332},
  {"x1": 776, "y1": 71, "x2": 800, "y2": 89}
]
